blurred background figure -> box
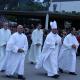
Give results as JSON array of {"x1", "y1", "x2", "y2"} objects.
[
  {"x1": 76, "y1": 30, "x2": 80, "y2": 56},
  {"x1": 29, "y1": 23, "x2": 43, "y2": 64},
  {"x1": 0, "y1": 22, "x2": 11, "y2": 71}
]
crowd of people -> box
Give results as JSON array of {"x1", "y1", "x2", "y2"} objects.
[{"x1": 0, "y1": 20, "x2": 80, "y2": 80}]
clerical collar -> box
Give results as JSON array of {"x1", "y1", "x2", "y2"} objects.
[
  {"x1": 2, "y1": 28, "x2": 7, "y2": 30},
  {"x1": 37, "y1": 28, "x2": 40, "y2": 30},
  {"x1": 70, "y1": 33, "x2": 75, "y2": 36},
  {"x1": 51, "y1": 32, "x2": 57, "y2": 35},
  {"x1": 17, "y1": 32, "x2": 23, "y2": 35},
  {"x1": 51, "y1": 32, "x2": 57, "y2": 37}
]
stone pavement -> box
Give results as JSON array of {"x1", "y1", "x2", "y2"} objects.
[{"x1": 0, "y1": 56, "x2": 80, "y2": 80}]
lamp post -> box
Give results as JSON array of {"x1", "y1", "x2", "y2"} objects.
[
  {"x1": 60, "y1": 0, "x2": 61, "y2": 12},
  {"x1": 45, "y1": 0, "x2": 51, "y2": 30}
]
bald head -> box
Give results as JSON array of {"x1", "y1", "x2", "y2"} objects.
[
  {"x1": 17, "y1": 25, "x2": 23, "y2": 28},
  {"x1": 17, "y1": 25, "x2": 24, "y2": 34}
]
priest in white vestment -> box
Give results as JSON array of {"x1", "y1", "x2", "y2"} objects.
[
  {"x1": 29, "y1": 23, "x2": 43, "y2": 64},
  {"x1": 35, "y1": 21, "x2": 62, "y2": 78},
  {"x1": 0, "y1": 22, "x2": 11, "y2": 71},
  {"x1": 5, "y1": 25, "x2": 28, "y2": 80},
  {"x1": 59, "y1": 27, "x2": 79, "y2": 75}
]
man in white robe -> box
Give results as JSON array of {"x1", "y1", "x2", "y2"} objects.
[
  {"x1": 0, "y1": 22, "x2": 11, "y2": 71},
  {"x1": 29, "y1": 23, "x2": 43, "y2": 64},
  {"x1": 35, "y1": 21, "x2": 61, "y2": 78},
  {"x1": 5, "y1": 25, "x2": 28, "y2": 80},
  {"x1": 59, "y1": 27, "x2": 79, "y2": 75}
]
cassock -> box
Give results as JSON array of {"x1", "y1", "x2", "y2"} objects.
[
  {"x1": 29, "y1": 29, "x2": 43, "y2": 63},
  {"x1": 5, "y1": 32, "x2": 28, "y2": 75},
  {"x1": 59, "y1": 33, "x2": 79, "y2": 72},
  {"x1": 0, "y1": 28, "x2": 11, "y2": 71},
  {"x1": 35, "y1": 32, "x2": 61, "y2": 76}
]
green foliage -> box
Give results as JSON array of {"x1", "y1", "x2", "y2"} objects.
[
  {"x1": 16, "y1": 2, "x2": 48, "y2": 11},
  {"x1": 0, "y1": 0, "x2": 49, "y2": 11}
]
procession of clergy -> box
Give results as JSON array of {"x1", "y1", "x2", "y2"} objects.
[{"x1": 0, "y1": 20, "x2": 79, "y2": 80}]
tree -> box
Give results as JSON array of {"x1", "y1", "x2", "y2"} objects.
[
  {"x1": 0, "y1": 0, "x2": 18, "y2": 10},
  {"x1": 0, "y1": 0, "x2": 49, "y2": 11}
]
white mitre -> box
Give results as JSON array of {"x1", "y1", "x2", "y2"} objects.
[{"x1": 50, "y1": 20, "x2": 57, "y2": 29}]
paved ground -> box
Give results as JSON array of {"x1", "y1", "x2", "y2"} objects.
[{"x1": 0, "y1": 56, "x2": 80, "y2": 80}]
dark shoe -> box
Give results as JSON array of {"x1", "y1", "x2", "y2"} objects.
[
  {"x1": 51, "y1": 74, "x2": 60, "y2": 78},
  {"x1": 44, "y1": 73, "x2": 47, "y2": 76},
  {"x1": 59, "y1": 68, "x2": 63, "y2": 73},
  {"x1": 18, "y1": 75, "x2": 26, "y2": 80},
  {"x1": 30, "y1": 62, "x2": 34, "y2": 64},
  {"x1": 69, "y1": 72, "x2": 77, "y2": 75},
  {"x1": 6, "y1": 75, "x2": 13, "y2": 78},
  {"x1": 0, "y1": 70, "x2": 5, "y2": 72}
]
